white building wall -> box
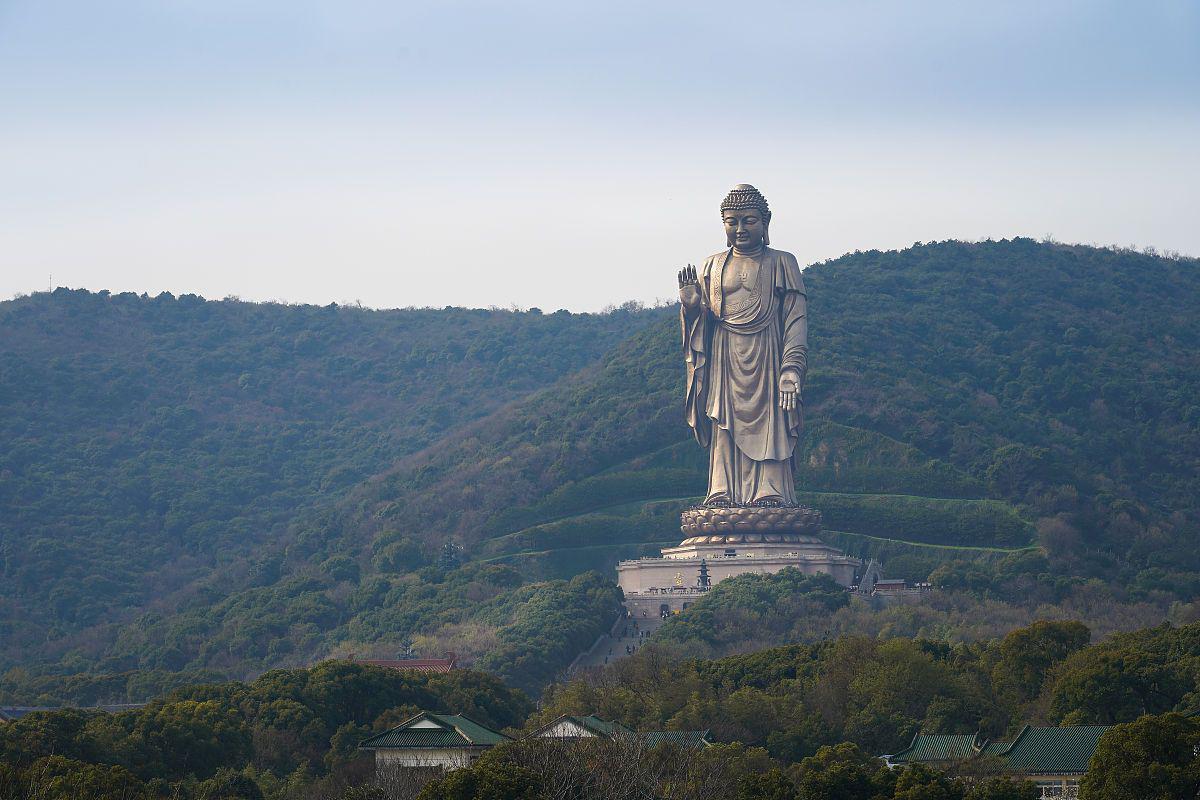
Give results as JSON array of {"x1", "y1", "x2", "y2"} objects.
[
  {"x1": 375, "y1": 748, "x2": 476, "y2": 769},
  {"x1": 618, "y1": 554, "x2": 857, "y2": 595},
  {"x1": 537, "y1": 720, "x2": 597, "y2": 738}
]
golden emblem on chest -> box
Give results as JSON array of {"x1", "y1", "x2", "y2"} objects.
[{"x1": 726, "y1": 259, "x2": 758, "y2": 291}]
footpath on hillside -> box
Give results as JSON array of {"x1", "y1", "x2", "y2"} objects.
[{"x1": 570, "y1": 605, "x2": 671, "y2": 671}]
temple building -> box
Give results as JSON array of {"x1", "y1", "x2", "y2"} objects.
[
  {"x1": 529, "y1": 714, "x2": 711, "y2": 748},
  {"x1": 360, "y1": 712, "x2": 711, "y2": 773},
  {"x1": 882, "y1": 725, "x2": 1110, "y2": 798},
  {"x1": 359, "y1": 712, "x2": 510, "y2": 770}
]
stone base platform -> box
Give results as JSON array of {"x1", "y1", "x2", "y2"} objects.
[
  {"x1": 617, "y1": 537, "x2": 860, "y2": 596},
  {"x1": 616, "y1": 503, "x2": 861, "y2": 606}
]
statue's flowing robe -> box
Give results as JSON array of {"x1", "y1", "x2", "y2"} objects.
[{"x1": 682, "y1": 247, "x2": 808, "y2": 505}]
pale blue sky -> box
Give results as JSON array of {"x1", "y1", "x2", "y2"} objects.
[{"x1": 1, "y1": 1, "x2": 1197, "y2": 310}]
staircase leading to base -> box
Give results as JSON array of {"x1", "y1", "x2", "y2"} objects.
[{"x1": 569, "y1": 605, "x2": 672, "y2": 671}]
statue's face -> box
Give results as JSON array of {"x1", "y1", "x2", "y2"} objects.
[{"x1": 722, "y1": 209, "x2": 765, "y2": 250}]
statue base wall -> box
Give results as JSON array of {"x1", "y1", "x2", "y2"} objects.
[{"x1": 616, "y1": 504, "x2": 861, "y2": 602}]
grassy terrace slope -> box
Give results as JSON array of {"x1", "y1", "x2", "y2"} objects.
[{"x1": 3, "y1": 239, "x2": 1198, "y2": 696}]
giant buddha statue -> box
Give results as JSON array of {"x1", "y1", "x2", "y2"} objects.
[
  {"x1": 676, "y1": 185, "x2": 819, "y2": 542},
  {"x1": 613, "y1": 185, "x2": 858, "y2": 597}
]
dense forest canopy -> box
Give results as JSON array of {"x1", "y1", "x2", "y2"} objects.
[
  {"x1": 6, "y1": 619, "x2": 1200, "y2": 799},
  {"x1": 2, "y1": 239, "x2": 1198, "y2": 696},
  {"x1": 0, "y1": 294, "x2": 654, "y2": 676}
]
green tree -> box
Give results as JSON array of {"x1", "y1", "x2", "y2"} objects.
[
  {"x1": 321, "y1": 555, "x2": 360, "y2": 583},
  {"x1": 0, "y1": 707, "x2": 94, "y2": 764},
  {"x1": 789, "y1": 742, "x2": 893, "y2": 800},
  {"x1": 1079, "y1": 712, "x2": 1200, "y2": 800},
  {"x1": 415, "y1": 760, "x2": 540, "y2": 800},
  {"x1": 1042, "y1": 625, "x2": 1200, "y2": 726},
  {"x1": 16, "y1": 756, "x2": 151, "y2": 800},
  {"x1": 992, "y1": 620, "x2": 1090, "y2": 701},
  {"x1": 838, "y1": 639, "x2": 971, "y2": 754},
  {"x1": 892, "y1": 764, "x2": 963, "y2": 800},
  {"x1": 114, "y1": 699, "x2": 254, "y2": 779},
  {"x1": 195, "y1": 767, "x2": 265, "y2": 800},
  {"x1": 325, "y1": 721, "x2": 373, "y2": 770},
  {"x1": 738, "y1": 768, "x2": 798, "y2": 800},
  {"x1": 765, "y1": 714, "x2": 836, "y2": 763},
  {"x1": 985, "y1": 444, "x2": 1049, "y2": 500},
  {"x1": 928, "y1": 561, "x2": 994, "y2": 594},
  {"x1": 371, "y1": 534, "x2": 425, "y2": 573}
]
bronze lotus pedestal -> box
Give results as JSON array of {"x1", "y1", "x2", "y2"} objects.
[{"x1": 678, "y1": 503, "x2": 822, "y2": 545}]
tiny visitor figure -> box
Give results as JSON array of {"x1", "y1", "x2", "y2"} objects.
[{"x1": 678, "y1": 184, "x2": 808, "y2": 507}]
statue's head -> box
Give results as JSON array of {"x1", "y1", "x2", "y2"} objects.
[{"x1": 720, "y1": 184, "x2": 771, "y2": 249}]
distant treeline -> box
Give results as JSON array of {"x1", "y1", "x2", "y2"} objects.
[{"x1": 7, "y1": 618, "x2": 1200, "y2": 798}]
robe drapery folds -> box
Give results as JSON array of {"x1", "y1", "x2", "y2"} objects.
[{"x1": 682, "y1": 247, "x2": 808, "y2": 505}]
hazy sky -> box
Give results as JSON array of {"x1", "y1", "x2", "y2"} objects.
[{"x1": 1, "y1": 1, "x2": 1197, "y2": 311}]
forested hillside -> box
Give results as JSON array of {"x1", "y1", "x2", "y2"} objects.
[
  {"x1": 2, "y1": 239, "x2": 1198, "y2": 696},
  {"x1": 0, "y1": 293, "x2": 654, "y2": 678}
]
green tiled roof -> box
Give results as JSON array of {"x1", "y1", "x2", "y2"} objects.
[
  {"x1": 886, "y1": 734, "x2": 982, "y2": 763},
  {"x1": 644, "y1": 730, "x2": 711, "y2": 748},
  {"x1": 993, "y1": 725, "x2": 1109, "y2": 775},
  {"x1": 575, "y1": 715, "x2": 633, "y2": 737},
  {"x1": 359, "y1": 712, "x2": 510, "y2": 749},
  {"x1": 439, "y1": 715, "x2": 511, "y2": 746},
  {"x1": 882, "y1": 726, "x2": 1110, "y2": 776},
  {"x1": 980, "y1": 741, "x2": 1011, "y2": 757},
  {"x1": 361, "y1": 727, "x2": 468, "y2": 748}
]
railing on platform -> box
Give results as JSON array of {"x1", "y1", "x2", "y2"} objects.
[{"x1": 625, "y1": 586, "x2": 712, "y2": 596}]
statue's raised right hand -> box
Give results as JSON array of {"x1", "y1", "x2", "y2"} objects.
[{"x1": 678, "y1": 264, "x2": 701, "y2": 309}]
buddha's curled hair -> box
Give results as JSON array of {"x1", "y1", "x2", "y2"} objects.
[{"x1": 719, "y1": 184, "x2": 771, "y2": 222}]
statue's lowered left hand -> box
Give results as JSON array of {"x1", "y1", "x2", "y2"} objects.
[{"x1": 779, "y1": 368, "x2": 800, "y2": 411}]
